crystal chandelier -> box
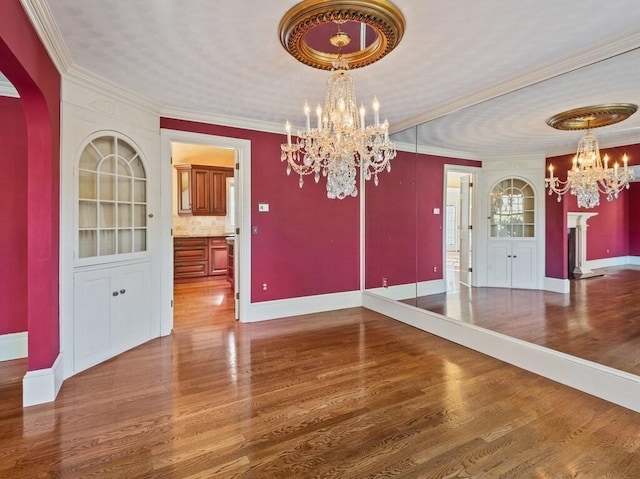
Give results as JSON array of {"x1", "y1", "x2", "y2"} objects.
[
  {"x1": 545, "y1": 104, "x2": 637, "y2": 209},
  {"x1": 281, "y1": 57, "x2": 396, "y2": 199},
  {"x1": 277, "y1": 0, "x2": 405, "y2": 200}
]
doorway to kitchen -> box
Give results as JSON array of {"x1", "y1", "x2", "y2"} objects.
[
  {"x1": 171, "y1": 141, "x2": 236, "y2": 323},
  {"x1": 160, "y1": 129, "x2": 251, "y2": 332}
]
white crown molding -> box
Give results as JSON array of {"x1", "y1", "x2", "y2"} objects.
[
  {"x1": 0, "y1": 79, "x2": 19, "y2": 98},
  {"x1": 19, "y1": 0, "x2": 73, "y2": 74},
  {"x1": 393, "y1": 140, "x2": 479, "y2": 160},
  {"x1": 160, "y1": 106, "x2": 287, "y2": 136},
  {"x1": 392, "y1": 32, "x2": 640, "y2": 133},
  {"x1": 64, "y1": 65, "x2": 161, "y2": 118}
]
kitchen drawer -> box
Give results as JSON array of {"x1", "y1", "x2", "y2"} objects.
[
  {"x1": 174, "y1": 261, "x2": 208, "y2": 278},
  {"x1": 174, "y1": 247, "x2": 208, "y2": 262},
  {"x1": 174, "y1": 237, "x2": 208, "y2": 249}
]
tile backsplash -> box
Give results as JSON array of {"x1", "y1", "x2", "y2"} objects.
[{"x1": 173, "y1": 215, "x2": 230, "y2": 236}]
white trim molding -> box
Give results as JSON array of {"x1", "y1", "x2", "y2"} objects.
[
  {"x1": 23, "y1": 353, "x2": 64, "y2": 407},
  {"x1": 363, "y1": 292, "x2": 640, "y2": 413},
  {"x1": 0, "y1": 332, "x2": 28, "y2": 361},
  {"x1": 544, "y1": 277, "x2": 570, "y2": 294},
  {"x1": 246, "y1": 291, "x2": 362, "y2": 323}
]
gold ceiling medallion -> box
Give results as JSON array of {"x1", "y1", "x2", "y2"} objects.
[
  {"x1": 546, "y1": 103, "x2": 638, "y2": 130},
  {"x1": 278, "y1": 0, "x2": 406, "y2": 70}
]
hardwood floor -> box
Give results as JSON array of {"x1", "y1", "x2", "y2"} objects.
[
  {"x1": 1, "y1": 278, "x2": 639, "y2": 478},
  {"x1": 407, "y1": 265, "x2": 640, "y2": 376}
]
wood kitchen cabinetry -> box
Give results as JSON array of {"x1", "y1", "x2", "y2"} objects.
[
  {"x1": 174, "y1": 236, "x2": 229, "y2": 280},
  {"x1": 208, "y1": 237, "x2": 227, "y2": 276},
  {"x1": 175, "y1": 165, "x2": 233, "y2": 216}
]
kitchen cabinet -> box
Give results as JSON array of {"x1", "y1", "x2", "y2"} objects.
[
  {"x1": 175, "y1": 165, "x2": 233, "y2": 216},
  {"x1": 73, "y1": 261, "x2": 153, "y2": 373},
  {"x1": 174, "y1": 237, "x2": 209, "y2": 279},
  {"x1": 174, "y1": 236, "x2": 231, "y2": 280},
  {"x1": 209, "y1": 237, "x2": 228, "y2": 276}
]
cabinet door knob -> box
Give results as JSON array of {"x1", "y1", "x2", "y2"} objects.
[
  {"x1": 507, "y1": 255, "x2": 511, "y2": 258},
  {"x1": 112, "y1": 291, "x2": 119, "y2": 296},
  {"x1": 120, "y1": 289, "x2": 126, "y2": 294},
  {"x1": 513, "y1": 255, "x2": 517, "y2": 258},
  {"x1": 148, "y1": 213, "x2": 154, "y2": 218}
]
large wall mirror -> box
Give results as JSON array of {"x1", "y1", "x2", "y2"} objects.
[{"x1": 364, "y1": 48, "x2": 640, "y2": 398}]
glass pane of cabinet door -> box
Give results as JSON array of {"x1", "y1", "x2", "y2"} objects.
[
  {"x1": 77, "y1": 134, "x2": 148, "y2": 260},
  {"x1": 489, "y1": 177, "x2": 535, "y2": 238}
]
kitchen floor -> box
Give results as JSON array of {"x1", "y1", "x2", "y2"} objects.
[{"x1": 173, "y1": 277, "x2": 235, "y2": 327}]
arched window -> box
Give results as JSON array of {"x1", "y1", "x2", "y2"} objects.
[
  {"x1": 77, "y1": 135, "x2": 147, "y2": 259},
  {"x1": 489, "y1": 178, "x2": 535, "y2": 238}
]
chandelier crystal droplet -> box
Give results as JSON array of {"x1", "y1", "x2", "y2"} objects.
[{"x1": 281, "y1": 58, "x2": 396, "y2": 199}]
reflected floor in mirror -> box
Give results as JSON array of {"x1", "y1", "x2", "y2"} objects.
[{"x1": 404, "y1": 265, "x2": 640, "y2": 376}]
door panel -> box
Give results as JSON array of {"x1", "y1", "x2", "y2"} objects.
[
  {"x1": 73, "y1": 270, "x2": 113, "y2": 371},
  {"x1": 487, "y1": 243, "x2": 511, "y2": 287},
  {"x1": 459, "y1": 175, "x2": 471, "y2": 285}
]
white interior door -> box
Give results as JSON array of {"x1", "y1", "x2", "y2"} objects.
[{"x1": 459, "y1": 175, "x2": 472, "y2": 285}]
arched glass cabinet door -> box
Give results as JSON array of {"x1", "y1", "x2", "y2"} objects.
[
  {"x1": 489, "y1": 178, "x2": 535, "y2": 238},
  {"x1": 77, "y1": 134, "x2": 148, "y2": 259}
]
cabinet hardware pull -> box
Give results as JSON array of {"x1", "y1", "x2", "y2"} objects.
[
  {"x1": 513, "y1": 255, "x2": 517, "y2": 258},
  {"x1": 120, "y1": 289, "x2": 126, "y2": 294},
  {"x1": 112, "y1": 291, "x2": 119, "y2": 296},
  {"x1": 507, "y1": 255, "x2": 511, "y2": 258}
]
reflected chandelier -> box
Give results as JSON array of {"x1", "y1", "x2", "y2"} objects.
[
  {"x1": 278, "y1": 0, "x2": 405, "y2": 199},
  {"x1": 545, "y1": 104, "x2": 637, "y2": 209}
]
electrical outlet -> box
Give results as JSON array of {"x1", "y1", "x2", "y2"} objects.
[
  {"x1": 262, "y1": 283, "x2": 268, "y2": 291},
  {"x1": 433, "y1": 266, "x2": 437, "y2": 273},
  {"x1": 382, "y1": 277, "x2": 388, "y2": 288}
]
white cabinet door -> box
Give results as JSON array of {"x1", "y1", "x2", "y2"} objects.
[
  {"x1": 73, "y1": 262, "x2": 153, "y2": 373},
  {"x1": 511, "y1": 243, "x2": 536, "y2": 289},
  {"x1": 74, "y1": 269, "x2": 114, "y2": 371},
  {"x1": 487, "y1": 243, "x2": 511, "y2": 287},
  {"x1": 487, "y1": 242, "x2": 536, "y2": 289}
]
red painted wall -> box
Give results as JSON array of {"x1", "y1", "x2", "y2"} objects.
[
  {"x1": 546, "y1": 143, "x2": 640, "y2": 279},
  {"x1": 1, "y1": 0, "x2": 61, "y2": 370},
  {"x1": 161, "y1": 118, "x2": 360, "y2": 301},
  {"x1": 365, "y1": 150, "x2": 417, "y2": 288},
  {"x1": 0, "y1": 97, "x2": 27, "y2": 335},
  {"x1": 365, "y1": 150, "x2": 481, "y2": 288}
]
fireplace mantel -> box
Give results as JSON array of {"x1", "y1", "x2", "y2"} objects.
[{"x1": 567, "y1": 212, "x2": 598, "y2": 279}]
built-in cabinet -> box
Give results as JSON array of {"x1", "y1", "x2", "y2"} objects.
[
  {"x1": 174, "y1": 236, "x2": 229, "y2": 280},
  {"x1": 73, "y1": 261, "x2": 153, "y2": 372},
  {"x1": 175, "y1": 165, "x2": 233, "y2": 216},
  {"x1": 487, "y1": 241, "x2": 537, "y2": 288}
]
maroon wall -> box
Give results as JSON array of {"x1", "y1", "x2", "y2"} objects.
[
  {"x1": 0, "y1": 0, "x2": 61, "y2": 370},
  {"x1": 365, "y1": 150, "x2": 417, "y2": 288},
  {"x1": 161, "y1": 118, "x2": 360, "y2": 301},
  {"x1": 628, "y1": 184, "x2": 640, "y2": 256},
  {"x1": 0, "y1": 97, "x2": 27, "y2": 335},
  {"x1": 365, "y1": 149, "x2": 481, "y2": 288}
]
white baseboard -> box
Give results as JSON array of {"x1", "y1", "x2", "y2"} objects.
[
  {"x1": 627, "y1": 256, "x2": 640, "y2": 265},
  {"x1": 0, "y1": 331, "x2": 28, "y2": 361},
  {"x1": 366, "y1": 279, "x2": 446, "y2": 301},
  {"x1": 23, "y1": 353, "x2": 64, "y2": 407},
  {"x1": 544, "y1": 277, "x2": 570, "y2": 294},
  {"x1": 363, "y1": 292, "x2": 640, "y2": 413},
  {"x1": 587, "y1": 256, "x2": 631, "y2": 270},
  {"x1": 244, "y1": 290, "x2": 362, "y2": 322}
]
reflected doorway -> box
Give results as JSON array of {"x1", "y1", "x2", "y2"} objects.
[{"x1": 445, "y1": 170, "x2": 474, "y2": 292}]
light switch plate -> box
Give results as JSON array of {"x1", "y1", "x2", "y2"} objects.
[{"x1": 258, "y1": 203, "x2": 269, "y2": 212}]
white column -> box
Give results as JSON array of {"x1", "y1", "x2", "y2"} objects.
[{"x1": 567, "y1": 212, "x2": 598, "y2": 279}]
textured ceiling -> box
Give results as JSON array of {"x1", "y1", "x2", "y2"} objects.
[{"x1": 22, "y1": 1, "x2": 640, "y2": 159}]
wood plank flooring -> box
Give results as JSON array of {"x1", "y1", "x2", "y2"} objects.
[
  {"x1": 1, "y1": 277, "x2": 639, "y2": 478},
  {"x1": 407, "y1": 265, "x2": 640, "y2": 376}
]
